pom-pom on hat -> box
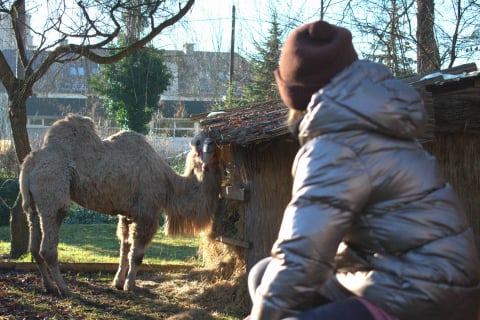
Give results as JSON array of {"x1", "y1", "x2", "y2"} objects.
[{"x1": 274, "y1": 20, "x2": 358, "y2": 110}]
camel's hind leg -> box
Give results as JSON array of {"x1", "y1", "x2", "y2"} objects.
[
  {"x1": 113, "y1": 216, "x2": 131, "y2": 290},
  {"x1": 123, "y1": 216, "x2": 159, "y2": 291},
  {"x1": 27, "y1": 210, "x2": 57, "y2": 294},
  {"x1": 38, "y1": 209, "x2": 72, "y2": 297}
]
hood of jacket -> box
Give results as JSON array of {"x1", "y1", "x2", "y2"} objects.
[{"x1": 298, "y1": 60, "x2": 426, "y2": 144}]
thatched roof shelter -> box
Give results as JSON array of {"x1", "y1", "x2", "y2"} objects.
[
  {"x1": 196, "y1": 63, "x2": 480, "y2": 273},
  {"x1": 197, "y1": 103, "x2": 289, "y2": 146},
  {"x1": 193, "y1": 103, "x2": 297, "y2": 271},
  {"x1": 405, "y1": 63, "x2": 480, "y2": 242}
]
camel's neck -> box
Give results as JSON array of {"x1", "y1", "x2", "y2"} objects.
[
  {"x1": 167, "y1": 166, "x2": 221, "y2": 205},
  {"x1": 163, "y1": 164, "x2": 221, "y2": 232}
]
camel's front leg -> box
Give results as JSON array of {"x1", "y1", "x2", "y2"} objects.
[
  {"x1": 123, "y1": 217, "x2": 158, "y2": 291},
  {"x1": 113, "y1": 216, "x2": 131, "y2": 290},
  {"x1": 123, "y1": 238, "x2": 147, "y2": 291}
]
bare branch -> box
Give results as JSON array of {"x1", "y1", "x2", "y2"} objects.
[
  {"x1": 14, "y1": 0, "x2": 195, "y2": 86},
  {"x1": 75, "y1": 0, "x2": 121, "y2": 43},
  {"x1": 0, "y1": 52, "x2": 16, "y2": 92},
  {"x1": 10, "y1": 0, "x2": 29, "y2": 74}
]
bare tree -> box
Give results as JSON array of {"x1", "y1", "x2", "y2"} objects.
[
  {"x1": 346, "y1": 0, "x2": 479, "y2": 74},
  {"x1": 3, "y1": 0, "x2": 29, "y2": 259},
  {"x1": 347, "y1": 0, "x2": 417, "y2": 76},
  {"x1": 417, "y1": 0, "x2": 440, "y2": 73},
  {"x1": 0, "y1": 0, "x2": 195, "y2": 257},
  {"x1": 435, "y1": 0, "x2": 480, "y2": 68}
]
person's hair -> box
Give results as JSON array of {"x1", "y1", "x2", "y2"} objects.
[{"x1": 286, "y1": 109, "x2": 305, "y2": 136}]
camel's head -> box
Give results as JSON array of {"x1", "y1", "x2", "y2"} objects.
[
  {"x1": 167, "y1": 132, "x2": 222, "y2": 237},
  {"x1": 185, "y1": 132, "x2": 220, "y2": 176}
]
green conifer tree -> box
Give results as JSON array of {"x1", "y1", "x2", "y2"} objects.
[
  {"x1": 89, "y1": 1, "x2": 171, "y2": 134},
  {"x1": 90, "y1": 47, "x2": 171, "y2": 134},
  {"x1": 242, "y1": 11, "x2": 283, "y2": 105}
]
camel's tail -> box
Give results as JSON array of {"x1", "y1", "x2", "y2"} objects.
[{"x1": 19, "y1": 154, "x2": 34, "y2": 213}]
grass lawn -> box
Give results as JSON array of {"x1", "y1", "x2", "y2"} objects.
[
  {"x1": 0, "y1": 224, "x2": 249, "y2": 320},
  {"x1": 0, "y1": 223, "x2": 201, "y2": 265}
]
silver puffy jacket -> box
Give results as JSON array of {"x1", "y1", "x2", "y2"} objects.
[{"x1": 250, "y1": 60, "x2": 480, "y2": 320}]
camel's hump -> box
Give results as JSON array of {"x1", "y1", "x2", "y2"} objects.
[
  {"x1": 41, "y1": 115, "x2": 155, "y2": 157},
  {"x1": 42, "y1": 115, "x2": 101, "y2": 146}
]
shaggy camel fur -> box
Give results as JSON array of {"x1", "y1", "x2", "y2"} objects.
[{"x1": 19, "y1": 114, "x2": 222, "y2": 296}]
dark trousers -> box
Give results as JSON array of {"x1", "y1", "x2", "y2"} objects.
[{"x1": 248, "y1": 257, "x2": 375, "y2": 320}]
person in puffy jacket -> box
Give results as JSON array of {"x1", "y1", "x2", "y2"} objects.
[{"x1": 246, "y1": 20, "x2": 480, "y2": 320}]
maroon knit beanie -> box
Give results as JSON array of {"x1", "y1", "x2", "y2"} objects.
[{"x1": 274, "y1": 20, "x2": 358, "y2": 110}]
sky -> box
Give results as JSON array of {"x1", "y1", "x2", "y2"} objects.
[
  {"x1": 152, "y1": 0, "x2": 479, "y2": 67},
  {"x1": 26, "y1": 0, "x2": 323, "y2": 58},
  {"x1": 151, "y1": 0, "x2": 323, "y2": 57},
  {"x1": 26, "y1": 0, "x2": 479, "y2": 67}
]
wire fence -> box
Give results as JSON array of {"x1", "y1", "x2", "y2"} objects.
[
  {"x1": 1, "y1": 115, "x2": 197, "y2": 161},
  {"x1": 0, "y1": 114, "x2": 198, "y2": 230}
]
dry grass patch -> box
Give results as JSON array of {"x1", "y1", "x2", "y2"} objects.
[{"x1": 0, "y1": 266, "x2": 249, "y2": 319}]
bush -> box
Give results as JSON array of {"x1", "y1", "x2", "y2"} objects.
[
  {"x1": 166, "y1": 150, "x2": 188, "y2": 173},
  {"x1": 64, "y1": 204, "x2": 117, "y2": 224},
  {"x1": 0, "y1": 178, "x2": 19, "y2": 226},
  {"x1": 0, "y1": 146, "x2": 19, "y2": 178},
  {"x1": 63, "y1": 150, "x2": 185, "y2": 225},
  {"x1": 64, "y1": 205, "x2": 166, "y2": 225},
  {"x1": 0, "y1": 151, "x2": 186, "y2": 227},
  {"x1": 0, "y1": 179, "x2": 117, "y2": 225}
]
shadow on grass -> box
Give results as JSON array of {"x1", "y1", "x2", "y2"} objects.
[
  {"x1": 69, "y1": 268, "x2": 248, "y2": 319},
  {"x1": 1, "y1": 267, "x2": 248, "y2": 320},
  {"x1": 57, "y1": 224, "x2": 200, "y2": 264},
  {"x1": 1, "y1": 224, "x2": 200, "y2": 265}
]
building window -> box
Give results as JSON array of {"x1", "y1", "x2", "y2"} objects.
[{"x1": 70, "y1": 66, "x2": 84, "y2": 76}]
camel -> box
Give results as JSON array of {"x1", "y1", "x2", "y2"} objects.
[{"x1": 19, "y1": 114, "x2": 222, "y2": 297}]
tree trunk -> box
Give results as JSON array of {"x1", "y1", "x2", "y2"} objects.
[
  {"x1": 8, "y1": 88, "x2": 31, "y2": 258},
  {"x1": 0, "y1": 0, "x2": 195, "y2": 258},
  {"x1": 389, "y1": 0, "x2": 400, "y2": 75},
  {"x1": 5, "y1": 0, "x2": 31, "y2": 258},
  {"x1": 416, "y1": 0, "x2": 440, "y2": 74},
  {"x1": 9, "y1": 199, "x2": 28, "y2": 258}
]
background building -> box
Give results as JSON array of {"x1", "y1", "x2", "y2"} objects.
[{"x1": 0, "y1": 19, "x2": 251, "y2": 155}]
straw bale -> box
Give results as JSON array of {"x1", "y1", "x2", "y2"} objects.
[
  {"x1": 198, "y1": 139, "x2": 298, "y2": 273},
  {"x1": 198, "y1": 144, "x2": 247, "y2": 276},
  {"x1": 423, "y1": 133, "x2": 480, "y2": 238},
  {"x1": 432, "y1": 94, "x2": 480, "y2": 134}
]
